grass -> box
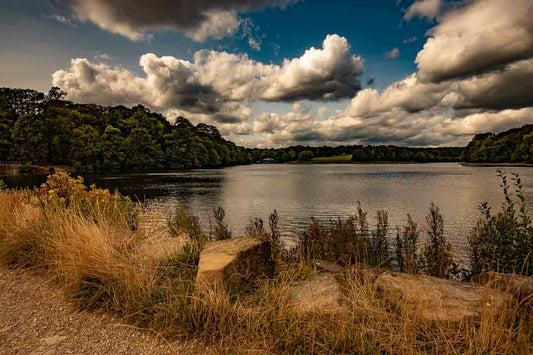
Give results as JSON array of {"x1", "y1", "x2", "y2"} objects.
[
  {"x1": 295, "y1": 155, "x2": 353, "y2": 164},
  {"x1": 0, "y1": 171, "x2": 531, "y2": 354}
]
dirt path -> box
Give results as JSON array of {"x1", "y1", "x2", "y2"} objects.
[{"x1": 0, "y1": 267, "x2": 211, "y2": 355}]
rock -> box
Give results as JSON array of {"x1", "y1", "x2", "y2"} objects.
[
  {"x1": 471, "y1": 272, "x2": 533, "y2": 303},
  {"x1": 376, "y1": 272, "x2": 510, "y2": 322},
  {"x1": 196, "y1": 237, "x2": 274, "y2": 291},
  {"x1": 315, "y1": 260, "x2": 344, "y2": 273},
  {"x1": 41, "y1": 335, "x2": 67, "y2": 346},
  {"x1": 289, "y1": 273, "x2": 344, "y2": 313}
]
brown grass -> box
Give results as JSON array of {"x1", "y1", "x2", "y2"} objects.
[{"x1": 0, "y1": 173, "x2": 531, "y2": 354}]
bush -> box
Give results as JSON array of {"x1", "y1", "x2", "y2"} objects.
[
  {"x1": 245, "y1": 217, "x2": 266, "y2": 238},
  {"x1": 0, "y1": 180, "x2": 7, "y2": 191},
  {"x1": 168, "y1": 203, "x2": 202, "y2": 240},
  {"x1": 395, "y1": 214, "x2": 420, "y2": 274},
  {"x1": 469, "y1": 171, "x2": 533, "y2": 275},
  {"x1": 423, "y1": 203, "x2": 454, "y2": 278},
  {"x1": 212, "y1": 207, "x2": 232, "y2": 240},
  {"x1": 19, "y1": 161, "x2": 35, "y2": 173},
  {"x1": 372, "y1": 210, "x2": 390, "y2": 268}
]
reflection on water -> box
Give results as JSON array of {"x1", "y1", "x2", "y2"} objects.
[{"x1": 3, "y1": 163, "x2": 533, "y2": 265}]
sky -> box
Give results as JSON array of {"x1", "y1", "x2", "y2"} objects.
[{"x1": 1, "y1": 0, "x2": 533, "y2": 148}]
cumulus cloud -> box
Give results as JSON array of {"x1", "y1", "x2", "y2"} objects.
[
  {"x1": 416, "y1": 0, "x2": 533, "y2": 82},
  {"x1": 404, "y1": 0, "x2": 442, "y2": 21},
  {"x1": 255, "y1": 35, "x2": 364, "y2": 101},
  {"x1": 53, "y1": 34, "x2": 364, "y2": 110},
  {"x1": 55, "y1": 0, "x2": 298, "y2": 41}
]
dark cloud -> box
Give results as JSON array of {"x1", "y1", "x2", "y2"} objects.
[
  {"x1": 416, "y1": 0, "x2": 533, "y2": 82},
  {"x1": 55, "y1": 0, "x2": 299, "y2": 41},
  {"x1": 446, "y1": 59, "x2": 533, "y2": 110}
]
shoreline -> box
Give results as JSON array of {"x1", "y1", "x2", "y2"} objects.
[{"x1": 460, "y1": 162, "x2": 533, "y2": 167}]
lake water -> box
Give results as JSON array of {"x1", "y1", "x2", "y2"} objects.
[{"x1": 3, "y1": 163, "x2": 533, "y2": 265}]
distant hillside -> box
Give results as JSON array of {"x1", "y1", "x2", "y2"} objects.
[{"x1": 462, "y1": 125, "x2": 533, "y2": 163}]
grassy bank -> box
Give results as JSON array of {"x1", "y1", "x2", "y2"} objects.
[
  {"x1": 0, "y1": 172, "x2": 531, "y2": 354},
  {"x1": 298, "y1": 155, "x2": 353, "y2": 164}
]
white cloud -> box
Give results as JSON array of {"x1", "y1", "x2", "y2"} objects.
[
  {"x1": 53, "y1": 34, "x2": 364, "y2": 111},
  {"x1": 404, "y1": 0, "x2": 442, "y2": 21}
]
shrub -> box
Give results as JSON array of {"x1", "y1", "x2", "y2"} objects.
[
  {"x1": 299, "y1": 217, "x2": 328, "y2": 263},
  {"x1": 168, "y1": 203, "x2": 202, "y2": 240},
  {"x1": 212, "y1": 207, "x2": 232, "y2": 240},
  {"x1": 469, "y1": 171, "x2": 533, "y2": 275},
  {"x1": 267, "y1": 210, "x2": 283, "y2": 261},
  {"x1": 19, "y1": 161, "x2": 35, "y2": 173},
  {"x1": 245, "y1": 217, "x2": 266, "y2": 238},
  {"x1": 0, "y1": 179, "x2": 7, "y2": 191},
  {"x1": 395, "y1": 214, "x2": 420, "y2": 274},
  {"x1": 423, "y1": 203, "x2": 454, "y2": 278},
  {"x1": 372, "y1": 210, "x2": 390, "y2": 268}
]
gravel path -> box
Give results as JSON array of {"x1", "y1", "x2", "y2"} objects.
[{"x1": 0, "y1": 267, "x2": 211, "y2": 355}]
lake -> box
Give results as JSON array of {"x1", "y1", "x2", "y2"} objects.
[{"x1": 2, "y1": 163, "x2": 533, "y2": 265}]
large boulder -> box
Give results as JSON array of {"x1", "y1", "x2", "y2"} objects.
[
  {"x1": 289, "y1": 273, "x2": 345, "y2": 313},
  {"x1": 471, "y1": 272, "x2": 533, "y2": 303},
  {"x1": 376, "y1": 272, "x2": 510, "y2": 322},
  {"x1": 196, "y1": 237, "x2": 274, "y2": 291}
]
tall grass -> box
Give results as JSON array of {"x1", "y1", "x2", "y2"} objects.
[{"x1": 0, "y1": 171, "x2": 531, "y2": 353}]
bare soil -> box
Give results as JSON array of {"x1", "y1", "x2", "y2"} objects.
[{"x1": 0, "y1": 267, "x2": 211, "y2": 355}]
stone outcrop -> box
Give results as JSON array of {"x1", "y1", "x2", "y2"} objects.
[
  {"x1": 196, "y1": 237, "x2": 274, "y2": 291},
  {"x1": 471, "y1": 272, "x2": 533, "y2": 303},
  {"x1": 289, "y1": 273, "x2": 344, "y2": 313},
  {"x1": 315, "y1": 260, "x2": 344, "y2": 274},
  {"x1": 376, "y1": 272, "x2": 510, "y2": 322}
]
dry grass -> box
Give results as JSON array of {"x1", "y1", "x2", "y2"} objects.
[{"x1": 0, "y1": 173, "x2": 531, "y2": 354}]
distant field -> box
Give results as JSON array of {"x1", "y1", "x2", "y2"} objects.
[{"x1": 305, "y1": 155, "x2": 353, "y2": 164}]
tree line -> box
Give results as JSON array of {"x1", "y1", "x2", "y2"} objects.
[
  {"x1": 9, "y1": 87, "x2": 532, "y2": 172},
  {"x1": 0, "y1": 87, "x2": 253, "y2": 172}
]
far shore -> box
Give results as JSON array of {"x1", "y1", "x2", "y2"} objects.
[{"x1": 460, "y1": 162, "x2": 533, "y2": 167}]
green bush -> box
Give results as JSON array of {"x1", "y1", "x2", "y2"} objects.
[
  {"x1": 423, "y1": 203, "x2": 454, "y2": 278},
  {"x1": 469, "y1": 171, "x2": 533, "y2": 275},
  {"x1": 213, "y1": 207, "x2": 232, "y2": 240},
  {"x1": 395, "y1": 215, "x2": 420, "y2": 274}
]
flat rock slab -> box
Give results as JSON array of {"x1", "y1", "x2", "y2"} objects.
[
  {"x1": 472, "y1": 272, "x2": 533, "y2": 303},
  {"x1": 196, "y1": 237, "x2": 274, "y2": 291},
  {"x1": 41, "y1": 335, "x2": 67, "y2": 346},
  {"x1": 289, "y1": 273, "x2": 344, "y2": 313},
  {"x1": 376, "y1": 272, "x2": 510, "y2": 322}
]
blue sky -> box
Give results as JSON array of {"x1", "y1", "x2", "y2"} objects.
[{"x1": 1, "y1": 0, "x2": 533, "y2": 148}]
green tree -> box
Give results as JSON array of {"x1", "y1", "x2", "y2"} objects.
[
  {"x1": 11, "y1": 113, "x2": 48, "y2": 162},
  {"x1": 124, "y1": 128, "x2": 164, "y2": 169},
  {"x1": 298, "y1": 150, "x2": 314, "y2": 162},
  {"x1": 98, "y1": 125, "x2": 126, "y2": 170}
]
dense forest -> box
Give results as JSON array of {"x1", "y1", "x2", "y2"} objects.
[
  {"x1": 462, "y1": 125, "x2": 533, "y2": 163},
  {"x1": 0, "y1": 87, "x2": 253, "y2": 171}
]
